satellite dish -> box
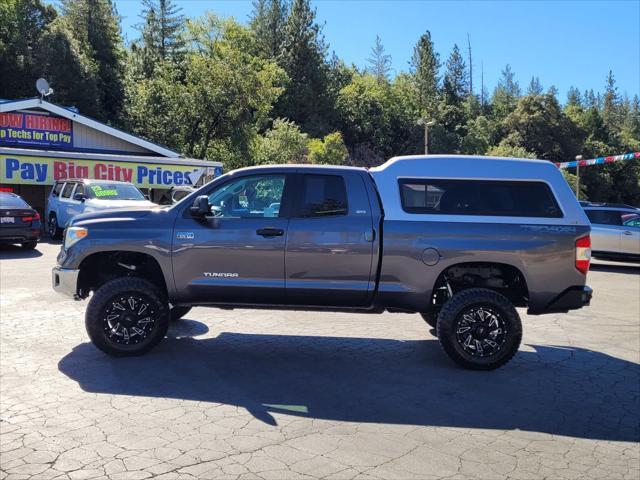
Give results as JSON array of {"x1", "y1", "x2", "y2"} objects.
[{"x1": 35, "y1": 78, "x2": 53, "y2": 98}]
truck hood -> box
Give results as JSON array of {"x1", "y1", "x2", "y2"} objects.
[
  {"x1": 84, "y1": 198, "x2": 157, "y2": 210},
  {"x1": 70, "y1": 205, "x2": 166, "y2": 226}
]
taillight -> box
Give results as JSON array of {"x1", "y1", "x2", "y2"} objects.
[
  {"x1": 22, "y1": 212, "x2": 40, "y2": 222},
  {"x1": 575, "y1": 235, "x2": 591, "y2": 275}
]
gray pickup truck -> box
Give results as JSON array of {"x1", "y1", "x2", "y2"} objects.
[{"x1": 53, "y1": 155, "x2": 593, "y2": 369}]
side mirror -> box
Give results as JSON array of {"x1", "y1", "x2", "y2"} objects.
[
  {"x1": 73, "y1": 193, "x2": 85, "y2": 202},
  {"x1": 189, "y1": 195, "x2": 210, "y2": 217}
]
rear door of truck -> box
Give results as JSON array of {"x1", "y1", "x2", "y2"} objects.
[{"x1": 284, "y1": 170, "x2": 379, "y2": 307}]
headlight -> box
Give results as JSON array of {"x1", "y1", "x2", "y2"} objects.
[{"x1": 64, "y1": 227, "x2": 88, "y2": 249}]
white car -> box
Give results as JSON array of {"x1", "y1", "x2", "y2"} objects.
[
  {"x1": 581, "y1": 202, "x2": 640, "y2": 261},
  {"x1": 45, "y1": 179, "x2": 156, "y2": 238}
]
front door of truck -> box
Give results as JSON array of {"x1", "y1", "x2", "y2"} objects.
[
  {"x1": 172, "y1": 173, "x2": 292, "y2": 305},
  {"x1": 285, "y1": 172, "x2": 376, "y2": 307}
]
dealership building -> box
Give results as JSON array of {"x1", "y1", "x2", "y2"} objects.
[{"x1": 0, "y1": 97, "x2": 222, "y2": 215}]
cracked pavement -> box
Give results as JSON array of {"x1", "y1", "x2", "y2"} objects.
[{"x1": 1, "y1": 242, "x2": 639, "y2": 479}]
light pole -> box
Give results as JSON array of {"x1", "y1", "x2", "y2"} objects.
[
  {"x1": 574, "y1": 155, "x2": 583, "y2": 199},
  {"x1": 417, "y1": 119, "x2": 435, "y2": 154}
]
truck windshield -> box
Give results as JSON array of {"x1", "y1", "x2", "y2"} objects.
[{"x1": 86, "y1": 183, "x2": 145, "y2": 201}]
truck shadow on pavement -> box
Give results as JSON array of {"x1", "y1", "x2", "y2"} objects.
[
  {"x1": 0, "y1": 244, "x2": 43, "y2": 259},
  {"x1": 58, "y1": 326, "x2": 639, "y2": 443}
]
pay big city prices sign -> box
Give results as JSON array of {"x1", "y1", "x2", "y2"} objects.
[
  {"x1": 0, "y1": 112, "x2": 73, "y2": 148},
  {"x1": 0, "y1": 155, "x2": 208, "y2": 188}
]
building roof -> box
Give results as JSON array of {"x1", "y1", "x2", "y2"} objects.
[{"x1": 0, "y1": 97, "x2": 179, "y2": 158}]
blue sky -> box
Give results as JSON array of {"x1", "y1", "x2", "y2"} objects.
[{"x1": 112, "y1": 0, "x2": 640, "y2": 102}]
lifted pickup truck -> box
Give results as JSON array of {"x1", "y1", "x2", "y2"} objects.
[{"x1": 53, "y1": 155, "x2": 593, "y2": 369}]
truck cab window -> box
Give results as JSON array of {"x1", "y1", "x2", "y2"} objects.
[
  {"x1": 61, "y1": 183, "x2": 75, "y2": 199},
  {"x1": 207, "y1": 175, "x2": 285, "y2": 218},
  {"x1": 296, "y1": 174, "x2": 348, "y2": 218}
]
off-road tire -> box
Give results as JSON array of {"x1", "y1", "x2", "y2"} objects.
[
  {"x1": 170, "y1": 306, "x2": 192, "y2": 321},
  {"x1": 48, "y1": 214, "x2": 61, "y2": 239},
  {"x1": 420, "y1": 311, "x2": 438, "y2": 328},
  {"x1": 436, "y1": 288, "x2": 522, "y2": 370},
  {"x1": 21, "y1": 241, "x2": 38, "y2": 250},
  {"x1": 85, "y1": 277, "x2": 169, "y2": 356}
]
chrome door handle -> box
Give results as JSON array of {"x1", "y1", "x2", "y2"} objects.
[{"x1": 624, "y1": 231, "x2": 633, "y2": 235}]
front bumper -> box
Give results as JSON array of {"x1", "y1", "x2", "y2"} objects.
[{"x1": 52, "y1": 266, "x2": 80, "y2": 299}]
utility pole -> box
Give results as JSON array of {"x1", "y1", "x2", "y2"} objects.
[
  {"x1": 417, "y1": 118, "x2": 435, "y2": 154},
  {"x1": 467, "y1": 33, "x2": 473, "y2": 95},
  {"x1": 575, "y1": 155, "x2": 583, "y2": 199},
  {"x1": 480, "y1": 62, "x2": 485, "y2": 108}
]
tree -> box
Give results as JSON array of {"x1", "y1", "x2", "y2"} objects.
[
  {"x1": 275, "y1": 0, "x2": 333, "y2": 136},
  {"x1": 252, "y1": 118, "x2": 309, "y2": 164},
  {"x1": 0, "y1": 0, "x2": 57, "y2": 99},
  {"x1": 60, "y1": 0, "x2": 125, "y2": 123},
  {"x1": 443, "y1": 44, "x2": 467, "y2": 105},
  {"x1": 602, "y1": 70, "x2": 622, "y2": 132},
  {"x1": 526, "y1": 76, "x2": 543, "y2": 96},
  {"x1": 500, "y1": 93, "x2": 584, "y2": 161},
  {"x1": 34, "y1": 19, "x2": 102, "y2": 118},
  {"x1": 366, "y1": 35, "x2": 392, "y2": 82},
  {"x1": 492, "y1": 64, "x2": 520, "y2": 118},
  {"x1": 410, "y1": 30, "x2": 440, "y2": 116},
  {"x1": 308, "y1": 132, "x2": 349, "y2": 165},
  {"x1": 135, "y1": 0, "x2": 185, "y2": 76},
  {"x1": 566, "y1": 86, "x2": 582, "y2": 107},
  {"x1": 249, "y1": 0, "x2": 289, "y2": 59},
  {"x1": 125, "y1": 14, "x2": 285, "y2": 168}
]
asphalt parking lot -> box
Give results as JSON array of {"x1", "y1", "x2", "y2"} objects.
[{"x1": 1, "y1": 241, "x2": 639, "y2": 480}]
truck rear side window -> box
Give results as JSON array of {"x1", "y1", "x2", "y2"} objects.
[
  {"x1": 295, "y1": 174, "x2": 348, "y2": 218},
  {"x1": 399, "y1": 179, "x2": 562, "y2": 218}
]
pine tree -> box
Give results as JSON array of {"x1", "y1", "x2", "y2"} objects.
[
  {"x1": 60, "y1": 0, "x2": 125, "y2": 122},
  {"x1": 526, "y1": 76, "x2": 543, "y2": 95},
  {"x1": 366, "y1": 35, "x2": 392, "y2": 82},
  {"x1": 277, "y1": 0, "x2": 331, "y2": 135},
  {"x1": 602, "y1": 70, "x2": 621, "y2": 130},
  {"x1": 566, "y1": 86, "x2": 582, "y2": 107},
  {"x1": 443, "y1": 44, "x2": 467, "y2": 105},
  {"x1": 410, "y1": 30, "x2": 440, "y2": 116},
  {"x1": 134, "y1": 0, "x2": 185, "y2": 77},
  {"x1": 0, "y1": 0, "x2": 57, "y2": 99},
  {"x1": 492, "y1": 64, "x2": 520, "y2": 118},
  {"x1": 249, "y1": 0, "x2": 289, "y2": 59}
]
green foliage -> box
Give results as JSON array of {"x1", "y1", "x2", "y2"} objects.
[
  {"x1": 410, "y1": 30, "x2": 440, "y2": 117},
  {"x1": 308, "y1": 132, "x2": 349, "y2": 165},
  {"x1": 492, "y1": 64, "x2": 521, "y2": 119},
  {"x1": 366, "y1": 35, "x2": 392, "y2": 83},
  {"x1": 252, "y1": 118, "x2": 309, "y2": 165},
  {"x1": 60, "y1": 0, "x2": 125, "y2": 123},
  {"x1": 133, "y1": 0, "x2": 185, "y2": 77},
  {"x1": 249, "y1": 0, "x2": 288, "y2": 59},
  {"x1": 2, "y1": 1, "x2": 638, "y2": 204},
  {"x1": 486, "y1": 144, "x2": 536, "y2": 159},
  {"x1": 500, "y1": 93, "x2": 584, "y2": 161},
  {"x1": 125, "y1": 14, "x2": 285, "y2": 168},
  {"x1": 0, "y1": 0, "x2": 57, "y2": 98},
  {"x1": 276, "y1": 0, "x2": 332, "y2": 136}
]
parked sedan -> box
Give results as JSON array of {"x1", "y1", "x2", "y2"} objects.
[
  {"x1": 581, "y1": 202, "x2": 640, "y2": 261},
  {"x1": 0, "y1": 192, "x2": 41, "y2": 249}
]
